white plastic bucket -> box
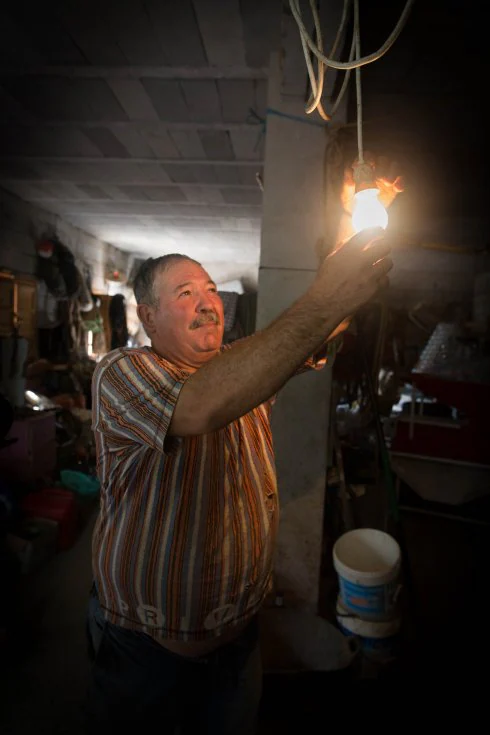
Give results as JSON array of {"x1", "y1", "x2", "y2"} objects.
[
  {"x1": 333, "y1": 528, "x2": 401, "y2": 620},
  {"x1": 336, "y1": 597, "x2": 400, "y2": 662}
]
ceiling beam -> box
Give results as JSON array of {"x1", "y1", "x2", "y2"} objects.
[
  {"x1": 54, "y1": 215, "x2": 262, "y2": 221},
  {"x1": 0, "y1": 121, "x2": 262, "y2": 132},
  {"x1": 0, "y1": 156, "x2": 262, "y2": 166},
  {"x1": 67, "y1": 224, "x2": 260, "y2": 233},
  {"x1": 0, "y1": 65, "x2": 269, "y2": 80},
  {"x1": 59, "y1": 213, "x2": 262, "y2": 220},
  {"x1": 70, "y1": 225, "x2": 259, "y2": 232},
  {"x1": 0, "y1": 179, "x2": 259, "y2": 188},
  {"x1": 98, "y1": 230, "x2": 260, "y2": 236},
  {"x1": 21, "y1": 198, "x2": 262, "y2": 206}
]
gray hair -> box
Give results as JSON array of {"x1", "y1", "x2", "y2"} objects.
[{"x1": 133, "y1": 254, "x2": 200, "y2": 306}]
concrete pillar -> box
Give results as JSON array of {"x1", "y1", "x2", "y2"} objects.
[
  {"x1": 257, "y1": 9, "x2": 354, "y2": 670},
  {"x1": 257, "y1": 51, "x2": 331, "y2": 613}
]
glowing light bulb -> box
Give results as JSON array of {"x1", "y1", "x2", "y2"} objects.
[{"x1": 352, "y1": 187, "x2": 388, "y2": 233}]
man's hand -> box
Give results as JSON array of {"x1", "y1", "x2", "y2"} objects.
[{"x1": 311, "y1": 228, "x2": 393, "y2": 323}]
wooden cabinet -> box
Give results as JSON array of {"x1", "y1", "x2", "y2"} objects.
[{"x1": 0, "y1": 271, "x2": 38, "y2": 359}]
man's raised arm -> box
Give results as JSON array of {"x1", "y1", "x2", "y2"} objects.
[{"x1": 169, "y1": 229, "x2": 391, "y2": 437}]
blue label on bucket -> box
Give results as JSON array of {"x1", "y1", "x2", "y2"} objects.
[
  {"x1": 339, "y1": 577, "x2": 394, "y2": 616},
  {"x1": 338, "y1": 623, "x2": 398, "y2": 659}
]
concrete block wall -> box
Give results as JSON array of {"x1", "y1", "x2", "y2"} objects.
[
  {"x1": 0, "y1": 187, "x2": 128, "y2": 293},
  {"x1": 390, "y1": 247, "x2": 482, "y2": 312},
  {"x1": 384, "y1": 207, "x2": 489, "y2": 312}
]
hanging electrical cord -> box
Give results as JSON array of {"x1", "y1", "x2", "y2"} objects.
[
  {"x1": 329, "y1": 31, "x2": 355, "y2": 119},
  {"x1": 290, "y1": 0, "x2": 415, "y2": 72},
  {"x1": 298, "y1": 0, "x2": 355, "y2": 120},
  {"x1": 303, "y1": 0, "x2": 353, "y2": 120},
  {"x1": 291, "y1": 0, "x2": 415, "y2": 122},
  {"x1": 303, "y1": 0, "x2": 327, "y2": 116},
  {"x1": 297, "y1": 1, "x2": 330, "y2": 121},
  {"x1": 354, "y1": 0, "x2": 364, "y2": 163}
]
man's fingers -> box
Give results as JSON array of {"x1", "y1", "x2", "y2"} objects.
[
  {"x1": 372, "y1": 274, "x2": 390, "y2": 293},
  {"x1": 342, "y1": 227, "x2": 385, "y2": 253},
  {"x1": 360, "y1": 239, "x2": 392, "y2": 265},
  {"x1": 371, "y1": 256, "x2": 393, "y2": 278},
  {"x1": 380, "y1": 275, "x2": 390, "y2": 289}
]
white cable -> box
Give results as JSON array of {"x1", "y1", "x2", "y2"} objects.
[
  {"x1": 305, "y1": 0, "x2": 351, "y2": 117},
  {"x1": 299, "y1": 0, "x2": 355, "y2": 120},
  {"x1": 329, "y1": 26, "x2": 356, "y2": 118},
  {"x1": 297, "y1": 4, "x2": 323, "y2": 113},
  {"x1": 354, "y1": 0, "x2": 363, "y2": 163},
  {"x1": 304, "y1": 0, "x2": 325, "y2": 115},
  {"x1": 290, "y1": 0, "x2": 415, "y2": 71}
]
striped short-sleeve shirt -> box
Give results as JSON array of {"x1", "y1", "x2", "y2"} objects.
[{"x1": 91, "y1": 345, "x2": 326, "y2": 642}]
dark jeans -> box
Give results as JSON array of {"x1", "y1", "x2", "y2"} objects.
[{"x1": 83, "y1": 591, "x2": 262, "y2": 735}]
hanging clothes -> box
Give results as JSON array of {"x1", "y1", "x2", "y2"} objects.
[
  {"x1": 35, "y1": 237, "x2": 94, "y2": 361},
  {"x1": 108, "y1": 294, "x2": 129, "y2": 350}
]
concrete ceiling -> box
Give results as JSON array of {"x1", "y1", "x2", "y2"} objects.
[
  {"x1": 0, "y1": 1, "x2": 283, "y2": 275},
  {"x1": 6, "y1": 1, "x2": 478, "y2": 280}
]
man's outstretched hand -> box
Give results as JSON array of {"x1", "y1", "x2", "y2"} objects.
[
  {"x1": 323, "y1": 226, "x2": 392, "y2": 342},
  {"x1": 313, "y1": 227, "x2": 392, "y2": 323}
]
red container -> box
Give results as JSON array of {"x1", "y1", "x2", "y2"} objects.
[{"x1": 21, "y1": 487, "x2": 79, "y2": 551}]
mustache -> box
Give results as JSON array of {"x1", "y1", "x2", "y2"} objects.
[{"x1": 190, "y1": 312, "x2": 220, "y2": 329}]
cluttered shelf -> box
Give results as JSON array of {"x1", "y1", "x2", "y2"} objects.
[{"x1": 0, "y1": 358, "x2": 99, "y2": 640}]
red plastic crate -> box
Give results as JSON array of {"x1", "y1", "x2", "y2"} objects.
[{"x1": 21, "y1": 487, "x2": 79, "y2": 551}]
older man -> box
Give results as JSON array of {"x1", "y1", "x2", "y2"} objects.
[{"x1": 85, "y1": 228, "x2": 392, "y2": 733}]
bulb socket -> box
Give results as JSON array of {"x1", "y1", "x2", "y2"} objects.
[{"x1": 353, "y1": 161, "x2": 377, "y2": 193}]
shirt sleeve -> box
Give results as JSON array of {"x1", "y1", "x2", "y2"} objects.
[
  {"x1": 94, "y1": 350, "x2": 185, "y2": 453},
  {"x1": 294, "y1": 336, "x2": 340, "y2": 376}
]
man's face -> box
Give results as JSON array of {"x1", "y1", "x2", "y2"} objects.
[{"x1": 138, "y1": 260, "x2": 225, "y2": 370}]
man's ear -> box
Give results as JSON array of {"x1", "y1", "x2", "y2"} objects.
[{"x1": 137, "y1": 304, "x2": 156, "y2": 334}]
